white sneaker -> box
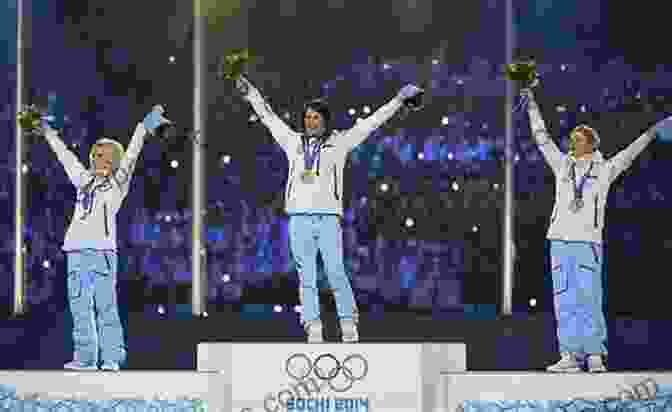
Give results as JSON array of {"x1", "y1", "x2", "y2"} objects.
[
  {"x1": 340, "y1": 319, "x2": 359, "y2": 343},
  {"x1": 100, "y1": 362, "x2": 120, "y2": 372},
  {"x1": 587, "y1": 354, "x2": 607, "y2": 373},
  {"x1": 305, "y1": 320, "x2": 323, "y2": 343},
  {"x1": 546, "y1": 352, "x2": 582, "y2": 373},
  {"x1": 64, "y1": 361, "x2": 98, "y2": 371}
]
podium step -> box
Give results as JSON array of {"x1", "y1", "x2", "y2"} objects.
[
  {"x1": 0, "y1": 371, "x2": 227, "y2": 411},
  {"x1": 198, "y1": 342, "x2": 465, "y2": 411},
  {"x1": 442, "y1": 372, "x2": 672, "y2": 412}
]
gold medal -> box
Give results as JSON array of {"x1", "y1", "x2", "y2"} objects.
[{"x1": 301, "y1": 170, "x2": 316, "y2": 184}]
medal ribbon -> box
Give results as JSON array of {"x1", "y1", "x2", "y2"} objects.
[
  {"x1": 78, "y1": 177, "x2": 111, "y2": 219},
  {"x1": 570, "y1": 161, "x2": 594, "y2": 201},
  {"x1": 302, "y1": 137, "x2": 322, "y2": 175}
]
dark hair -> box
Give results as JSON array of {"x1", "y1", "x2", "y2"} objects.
[{"x1": 302, "y1": 98, "x2": 331, "y2": 133}]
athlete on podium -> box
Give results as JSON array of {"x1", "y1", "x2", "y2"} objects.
[
  {"x1": 523, "y1": 86, "x2": 665, "y2": 373},
  {"x1": 237, "y1": 75, "x2": 422, "y2": 343},
  {"x1": 39, "y1": 105, "x2": 170, "y2": 370}
]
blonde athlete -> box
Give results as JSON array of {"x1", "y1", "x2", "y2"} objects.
[
  {"x1": 42, "y1": 106, "x2": 170, "y2": 370},
  {"x1": 523, "y1": 88, "x2": 663, "y2": 373}
]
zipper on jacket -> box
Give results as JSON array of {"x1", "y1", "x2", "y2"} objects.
[
  {"x1": 103, "y1": 203, "x2": 110, "y2": 237},
  {"x1": 333, "y1": 166, "x2": 339, "y2": 200},
  {"x1": 287, "y1": 161, "x2": 295, "y2": 201},
  {"x1": 594, "y1": 195, "x2": 598, "y2": 228},
  {"x1": 287, "y1": 177, "x2": 294, "y2": 201}
]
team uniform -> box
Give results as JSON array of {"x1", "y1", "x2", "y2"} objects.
[
  {"x1": 44, "y1": 122, "x2": 148, "y2": 370},
  {"x1": 528, "y1": 98, "x2": 655, "y2": 371},
  {"x1": 243, "y1": 81, "x2": 404, "y2": 342}
]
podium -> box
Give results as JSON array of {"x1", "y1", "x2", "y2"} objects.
[
  {"x1": 0, "y1": 370, "x2": 227, "y2": 411},
  {"x1": 198, "y1": 342, "x2": 467, "y2": 412},
  {"x1": 442, "y1": 372, "x2": 672, "y2": 412}
]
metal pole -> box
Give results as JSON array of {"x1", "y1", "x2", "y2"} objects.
[
  {"x1": 13, "y1": 0, "x2": 30, "y2": 316},
  {"x1": 191, "y1": 0, "x2": 207, "y2": 316},
  {"x1": 501, "y1": 0, "x2": 515, "y2": 316}
]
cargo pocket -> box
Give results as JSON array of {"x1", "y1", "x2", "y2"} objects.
[
  {"x1": 551, "y1": 264, "x2": 568, "y2": 295},
  {"x1": 578, "y1": 264, "x2": 596, "y2": 273},
  {"x1": 67, "y1": 272, "x2": 82, "y2": 300}
]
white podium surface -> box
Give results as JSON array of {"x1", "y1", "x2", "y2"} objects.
[
  {"x1": 0, "y1": 371, "x2": 228, "y2": 411},
  {"x1": 441, "y1": 372, "x2": 672, "y2": 412},
  {"x1": 198, "y1": 342, "x2": 467, "y2": 412}
]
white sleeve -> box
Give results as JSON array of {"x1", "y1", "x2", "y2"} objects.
[
  {"x1": 43, "y1": 129, "x2": 94, "y2": 188},
  {"x1": 338, "y1": 96, "x2": 403, "y2": 152},
  {"x1": 607, "y1": 129, "x2": 655, "y2": 183},
  {"x1": 527, "y1": 99, "x2": 564, "y2": 174},
  {"x1": 244, "y1": 84, "x2": 297, "y2": 153},
  {"x1": 112, "y1": 122, "x2": 148, "y2": 193}
]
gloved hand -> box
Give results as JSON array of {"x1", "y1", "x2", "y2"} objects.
[
  {"x1": 397, "y1": 84, "x2": 423, "y2": 101},
  {"x1": 143, "y1": 105, "x2": 172, "y2": 134},
  {"x1": 235, "y1": 75, "x2": 252, "y2": 96},
  {"x1": 38, "y1": 114, "x2": 60, "y2": 136},
  {"x1": 653, "y1": 115, "x2": 672, "y2": 142}
]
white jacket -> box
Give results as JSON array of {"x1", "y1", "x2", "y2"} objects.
[
  {"x1": 528, "y1": 100, "x2": 654, "y2": 244},
  {"x1": 44, "y1": 123, "x2": 147, "y2": 251},
  {"x1": 244, "y1": 84, "x2": 403, "y2": 216}
]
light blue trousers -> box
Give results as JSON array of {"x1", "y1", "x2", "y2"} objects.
[
  {"x1": 288, "y1": 214, "x2": 358, "y2": 325},
  {"x1": 66, "y1": 250, "x2": 126, "y2": 366},
  {"x1": 550, "y1": 240, "x2": 607, "y2": 354}
]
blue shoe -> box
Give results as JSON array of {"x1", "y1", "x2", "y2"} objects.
[
  {"x1": 64, "y1": 361, "x2": 98, "y2": 371},
  {"x1": 100, "y1": 362, "x2": 120, "y2": 372}
]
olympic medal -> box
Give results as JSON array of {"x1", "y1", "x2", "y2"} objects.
[{"x1": 301, "y1": 170, "x2": 316, "y2": 184}]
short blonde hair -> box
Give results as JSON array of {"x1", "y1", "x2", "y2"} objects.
[{"x1": 89, "y1": 138, "x2": 125, "y2": 170}]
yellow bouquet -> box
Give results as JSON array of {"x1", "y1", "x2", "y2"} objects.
[
  {"x1": 17, "y1": 104, "x2": 43, "y2": 132},
  {"x1": 504, "y1": 60, "x2": 538, "y2": 86},
  {"x1": 219, "y1": 48, "x2": 252, "y2": 80}
]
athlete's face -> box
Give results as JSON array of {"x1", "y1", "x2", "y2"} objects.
[
  {"x1": 570, "y1": 130, "x2": 594, "y2": 158},
  {"x1": 304, "y1": 109, "x2": 324, "y2": 133},
  {"x1": 92, "y1": 144, "x2": 116, "y2": 177}
]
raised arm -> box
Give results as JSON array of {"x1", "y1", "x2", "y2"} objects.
[
  {"x1": 607, "y1": 126, "x2": 656, "y2": 183},
  {"x1": 237, "y1": 76, "x2": 297, "y2": 153},
  {"x1": 43, "y1": 127, "x2": 94, "y2": 188},
  {"x1": 113, "y1": 122, "x2": 148, "y2": 191},
  {"x1": 339, "y1": 96, "x2": 404, "y2": 152},
  {"x1": 524, "y1": 88, "x2": 565, "y2": 174}
]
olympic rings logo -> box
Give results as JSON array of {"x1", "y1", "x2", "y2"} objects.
[{"x1": 285, "y1": 353, "x2": 368, "y2": 393}]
